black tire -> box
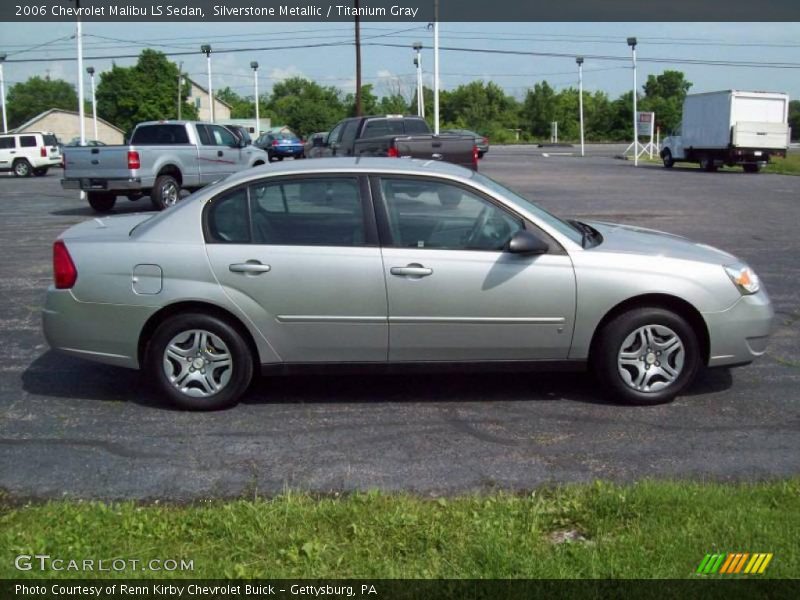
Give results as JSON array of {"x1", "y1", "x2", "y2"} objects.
[
  {"x1": 700, "y1": 156, "x2": 717, "y2": 172},
  {"x1": 267, "y1": 152, "x2": 275, "y2": 163},
  {"x1": 478, "y1": 151, "x2": 485, "y2": 159},
  {"x1": 145, "y1": 313, "x2": 254, "y2": 411},
  {"x1": 150, "y1": 174, "x2": 181, "y2": 211},
  {"x1": 87, "y1": 192, "x2": 116, "y2": 213},
  {"x1": 276, "y1": 156, "x2": 284, "y2": 162},
  {"x1": 591, "y1": 307, "x2": 701, "y2": 406},
  {"x1": 661, "y1": 149, "x2": 674, "y2": 168},
  {"x1": 743, "y1": 163, "x2": 761, "y2": 174},
  {"x1": 13, "y1": 159, "x2": 32, "y2": 177},
  {"x1": 253, "y1": 161, "x2": 265, "y2": 168},
  {"x1": 33, "y1": 167, "x2": 49, "y2": 177}
]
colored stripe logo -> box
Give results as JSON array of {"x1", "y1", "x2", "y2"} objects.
[{"x1": 697, "y1": 553, "x2": 773, "y2": 575}]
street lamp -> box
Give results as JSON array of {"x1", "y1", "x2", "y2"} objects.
[
  {"x1": 413, "y1": 41, "x2": 423, "y2": 118},
  {"x1": 250, "y1": 61, "x2": 259, "y2": 136},
  {"x1": 86, "y1": 66, "x2": 97, "y2": 141},
  {"x1": 432, "y1": 0, "x2": 440, "y2": 134},
  {"x1": 201, "y1": 44, "x2": 214, "y2": 123},
  {"x1": 627, "y1": 36, "x2": 638, "y2": 166},
  {"x1": 0, "y1": 53, "x2": 7, "y2": 133},
  {"x1": 576, "y1": 57, "x2": 584, "y2": 157}
]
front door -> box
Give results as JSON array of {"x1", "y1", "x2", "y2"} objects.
[
  {"x1": 197, "y1": 124, "x2": 240, "y2": 183},
  {"x1": 374, "y1": 176, "x2": 576, "y2": 362},
  {"x1": 204, "y1": 175, "x2": 388, "y2": 363}
]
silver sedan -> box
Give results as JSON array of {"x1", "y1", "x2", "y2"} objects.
[{"x1": 43, "y1": 158, "x2": 774, "y2": 410}]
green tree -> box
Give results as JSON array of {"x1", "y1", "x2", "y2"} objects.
[
  {"x1": 268, "y1": 77, "x2": 346, "y2": 136},
  {"x1": 96, "y1": 50, "x2": 196, "y2": 135},
  {"x1": 640, "y1": 70, "x2": 692, "y2": 134},
  {"x1": 439, "y1": 81, "x2": 519, "y2": 140},
  {"x1": 6, "y1": 76, "x2": 78, "y2": 129},
  {"x1": 521, "y1": 81, "x2": 557, "y2": 139},
  {"x1": 789, "y1": 100, "x2": 799, "y2": 142},
  {"x1": 345, "y1": 84, "x2": 379, "y2": 117},
  {"x1": 216, "y1": 87, "x2": 257, "y2": 119}
]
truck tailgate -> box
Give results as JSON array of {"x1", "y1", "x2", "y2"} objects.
[
  {"x1": 732, "y1": 122, "x2": 790, "y2": 150},
  {"x1": 63, "y1": 146, "x2": 133, "y2": 180}
]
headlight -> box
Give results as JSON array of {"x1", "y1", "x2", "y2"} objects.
[{"x1": 724, "y1": 264, "x2": 760, "y2": 295}]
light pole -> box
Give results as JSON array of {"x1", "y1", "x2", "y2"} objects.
[
  {"x1": 413, "y1": 41, "x2": 423, "y2": 118},
  {"x1": 251, "y1": 61, "x2": 259, "y2": 136},
  {"x1": 0, "y1": 53, "x2": 7, "y2": 133},
  {"x1": 73, "y1": 0, "x2": 86, "y2": 146},
  {"x1": 433, "y1": 0, "x2": 439, "y2": 133},
  {"x1": 201, "y1": 44, "x2": 214, "y2": 123},
  {"x1": 576, "y1": 57, "x2": 584, "y2": 157},
  {"x1": 86, "y1": 66, "x2": 98, "y2": 141},
  {"x1": 177, "y1": 61, "x2": 183, "y2": 120},
  {"x1": 628, "y1": 37, "x2": 638, "y2": 166}
]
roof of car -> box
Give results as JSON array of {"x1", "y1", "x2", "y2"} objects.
[{"x1": 224, "y1": 157, "x2": 474, "y2": 187}]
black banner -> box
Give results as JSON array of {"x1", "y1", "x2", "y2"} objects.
[{"x1": 1, "y1": 0, "x2": 799, "y2": 22}]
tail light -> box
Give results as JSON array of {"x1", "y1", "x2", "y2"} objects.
[
  {"x1": 472, "y1": 145, "x2": 479, "y2": 170},
  {"x1": 127, "y1": 151, "x2": 141, "y2": 170},
  {"x1": 387, "y1": 146, "x2": 400, "y2": 158},
  {"x1": 482, "y1": 137, "x2": 489, "y2": 145},
  {"x1": 272, "y1": 140, "x2": 280, "y2": 146},
  {"x1": 53, "y1": 240, "x2": 78, "y2": 289},
  {"x1": 40, "y1": 147, "x2": 47, "y2": 157}
]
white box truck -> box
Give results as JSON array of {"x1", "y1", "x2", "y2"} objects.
[{"x1": 661, "y1": 90, "x2": 791, "y2": 173}]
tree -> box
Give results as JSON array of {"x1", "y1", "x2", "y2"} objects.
[
  {"x1": 268, "y1": 77, "x2": 346, "y2": 136},
  {"x1": 96, "y1": 50, "x2": 196, "y2": 135},
  {"x1": 789, "y1": 100, "x2": 799, "y2": 142},
  {"x1": 640, "y1": 70, "x2": 692, "y2": 134},
  {"x1": 345, "y1": 84, "x2": 379, "y2": 117},
  {"x1": 440, "y1": 81, "x2": 519, "y2": 139},
  {"x1": 216, "y1": 87, "x2": 257, "y2": 119},
  {"x1": 521, "y1": 81, "x2": 557, "y2": 139},
  {"x1": 6, "y1": 77, "x2": 78, "y2": 129}
]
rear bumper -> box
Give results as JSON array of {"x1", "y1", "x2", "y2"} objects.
[
  {"x1": 61, "y1": 177, "x2": 143, "y2": 192},
  {"x1": 271, "y1": 147, "x2": 304, "y2": 157},
  {"x1": 703, "y1": 289, "x2": 775, "y2": 368}
]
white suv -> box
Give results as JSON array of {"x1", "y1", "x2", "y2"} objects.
[{"x1": 0, "y1": 132, "x2": 62, "y2": 177}]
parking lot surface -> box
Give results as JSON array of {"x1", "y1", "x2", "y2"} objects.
[{"x1": 1, "y1": 146, "x2": 798, "y2": 500}]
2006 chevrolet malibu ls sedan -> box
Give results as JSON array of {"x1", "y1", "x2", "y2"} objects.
[{"x1": 43, "y1": 158, "x2": 774, "y2": 410}]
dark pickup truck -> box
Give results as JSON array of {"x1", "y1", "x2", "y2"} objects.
[{"x1": 310, "y1": 115, "x2": 478, "y2": 170}]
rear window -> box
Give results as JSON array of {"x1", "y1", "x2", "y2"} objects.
[
  {"x1": 404, "y1": 119, "x2": 430, "y2": 134},
  {"x1": 0, "y1": 136, "x2": 14, "y2": 149},
  {"x1": 131, "y1": 125, "x2": 190, "y2": 145},
  {"x1": 19, "y1": 136, "x2": 37, "y2": 148},
  {"x1": 362, "y1": 119, "x2": 405, "y2": 139},
  {"x1": 43, "y1": 134, "x2": 58, "y2": 146}
]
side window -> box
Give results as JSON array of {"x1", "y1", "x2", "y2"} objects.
[
  {"x1": 206, "y1": 188, "x2": 250, "y2": 244},
  {"x1": 380, "y1": 178, "x2": 523, "y2": 251},
  {"x1": 208, "y1": 125, "x2": 237, "y2": 147},
  {"x1": 339, "y1": 120, "x2": 360, "y2": 154},
  {"x1": 249, "y1": 178, "x2": 365, "y2": 247},
  {"x1": 327, "y1": 121, "x2": 345, "y2": 145},
  {"x1": 0, "y1": 137, "x2": 15, "y2": 149},
  {"x1": 20, "y1": 136, "x2": 37, "y2": 148}
]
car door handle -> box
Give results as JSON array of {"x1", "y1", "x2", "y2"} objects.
[
  {"x1": 217, "y1": 150, "x2": 224, "y2": 157},
  {"x1": 229, "y1": 262, "x2": 271, "y2": 274},
  {"x1": 391, "y1": 265, "x2": 433, "y2": 277}
]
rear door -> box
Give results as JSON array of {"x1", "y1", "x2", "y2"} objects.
[
  {"x1": 0, "y1": 135, "x2": 15, "y2": 170},
  {"x1": 204, "y1": 175, "x2": 388, "y2": 363},
  {"x1": 374, "y1": 175, "x2": 576, "y2": 362}
]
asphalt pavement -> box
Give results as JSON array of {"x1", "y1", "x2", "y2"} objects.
[{"x1": 1, "y1": 146, "x2": 798, "y2": 500}]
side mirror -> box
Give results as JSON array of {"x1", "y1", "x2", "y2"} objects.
[{"x1": 508, "y1": 229, "x2": 549, "y2": 255}]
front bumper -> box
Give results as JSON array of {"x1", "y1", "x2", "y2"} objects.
[
  {"x1": 61, "y1": 177, "x2": 143, "y2": 192},
  {"x1": 703, "y1": 289, "x2": 775, "y2": 367}
]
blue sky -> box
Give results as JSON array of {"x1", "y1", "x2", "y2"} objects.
[{"x1": 2, "y1": 21, "x2": 799, "y2": 103}]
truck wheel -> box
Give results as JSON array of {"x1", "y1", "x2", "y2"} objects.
[
  {"x1": 150, "y1": 174, "x2": 181, "y2": 211},
  {"x1": 743, "y1": 164, "x2": 761, "y2": 174},
  {"x1": 700, "y1": 156, "x2": 717, "y2": 172},
  {"x1": 13, "y1": 159, "x2": 32, "y2": 177},
  {"x1": 661, "y1": 149, "x2": 674, "y2": 168},
  {"x1": 87, "y1": 192, "x2": 116, "y2": 213}
]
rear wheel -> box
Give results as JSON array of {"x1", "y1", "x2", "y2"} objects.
[
  {"x1": 150, "y1": 174, "x2": 181, "y2": 210},
  {"x1": 13, "y1": 159, "x2": 32, "y2": 177},
  {"x1": 591, "y1": 307, "x2": 701, "y2": 405},
  {"x1": 87, "y1": 192, "x2": 116, "y2": 213},
  {"x1": 700, "y1": 156, "x2": 717, "y2": 172},
  {"x1": 743, "y1": 163, "x2": 761, "y2": 174},
  {"x1": 661, "y1": 149, "x2": 674, "y2": 168},
  {"x1": 33, "y1": 167, "x2": 49, "y2": 177},
  {"x1": 146, "y1": 313, "x2": 254, "y2": 411}
]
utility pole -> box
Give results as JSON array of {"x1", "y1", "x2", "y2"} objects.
[
  {"x1": 576, "y1": 57, "x2": 584, "y2": 157},
  {"x1": 201, "y1": 44, "x2": 213, "y2": 122},
  {"x1": 177, "y1": 61, "x2": 183, "y2": 120},
  {"x1": 413, "y1": 42, "x2": 423, "y2": 118},
  {"x1": 86, "y1": 66, "x2": 97, "y2": 141},
  {"x1": 0, "y1": 53, "x2": 7, "y2": 133},
  {"x1": 251, "y1": 61, "x2": 260, "y2": 135},
  {"x1": 354, "y1": 0, "x2": 362, "y2": 116},
  {"x1": 628, "y1": 37, "x2": 638, "y2": 166},
  {"x1": 433, "y1": 0, "x2": 440, "y2": 133}
]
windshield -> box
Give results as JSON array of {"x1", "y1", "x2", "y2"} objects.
[{"x1": 470, "y1": 171, "x2": 584, "y2": 245}]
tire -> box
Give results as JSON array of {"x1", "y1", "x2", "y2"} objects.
[
  {"x1": 276, "y1": 156, "x2": 284, "y2": 162},
  {"x1": 661, "y1": 149, "x2": 674, "y2": 168},
  {"x1": 33, "y1": 167, "x2": 49, "y2": 177},
  {"x1": 478, "y1": 151, "x2": 485, "y2": 159},
  {"x1": 700, "y1": 156, "x2": 717, "y2": 172},
  {"x1": 267, "y1": 152, "x2": 275, "y2": 163},
  {"x1": 87, "y1": 192, "x2": 116, "y2": 213},
  {"x1": 150, "y1": 174, "x2": 181, "y2": 211},
  {"x1": 591, "y1": 307, "x2": 701, "y2": 406},
  {"x1": 253, "y1": 161, "x2": 265, "y2": 168},
  {"x1": 146, "y1": 313, "x2": 254, "y2": 411},
  {"x1": 13, "y1": 159, "x2": 32, "y2": 177},
  {"x1": 743, "y1": 163, "x2": 761, "y2": 174}
]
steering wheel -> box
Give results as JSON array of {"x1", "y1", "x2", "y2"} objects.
[{"x1": 466, "y1": 206, "x2": 492, "y2": 248}]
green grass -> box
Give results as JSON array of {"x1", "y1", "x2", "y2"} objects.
[
  {"x1": 2, "y1": 480, "x2": 798, "y2": 579},
  {"x1": 764, "y1": 153, "x2": 800, "y2": 175}
]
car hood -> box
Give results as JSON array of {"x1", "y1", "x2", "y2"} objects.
[{"x1": 586, "y1": 221, "x2": 738, "y2": 265}]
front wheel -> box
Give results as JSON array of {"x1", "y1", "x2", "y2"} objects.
[
  {"x1": 661, "y1": 149, "x2": 674, "y2": 168},
  {"x1": 87, "y1": 192, "x2": 116, "y2": 213},
  {"x1": 591, "y1": 307, "x2": 701, "y2": 405},
  {"x1": 150, "y1": 174, "x2": 181, "y2": 210},
  {"x1": 146, "y1": 313, "x2": 254, "y2": 411}
]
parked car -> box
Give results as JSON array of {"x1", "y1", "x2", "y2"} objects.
[
  {"x1": 313, "y1": 115, "x2": 477, "y2": 170},
  {"x1": 0, "y1": 131, "x2": 62, "y2": 177},
  {"x1": 61, "y1": 120, "x2": 269, "y2": 212},
  {"x1": 44, "y1": 158, "x2": 773, "y2": 411},
  {"x1": 304, "y1": 131, "x2": 328, "y2": 158},
  {"x1": 254, "y1": 131, "x2": 305, "y2": 162},
  {"x1": 443, "y1": 128, "x2": 489, "y2": 158}
]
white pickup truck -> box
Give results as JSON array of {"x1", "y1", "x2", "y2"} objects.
[
  {"x1": 661, "y1": 90, "x2": 791, "y2": 173},
  {"x1": 61, "y1": 120, "x2": 269, "y2": 212}
]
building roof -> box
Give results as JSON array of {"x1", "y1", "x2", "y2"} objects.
[
  {"x1": 12, "y1": 108, "x2": 125, "y2": 134},
  {"x1": 185, "y1": 77, "x2": 233, "y2": 109}
]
